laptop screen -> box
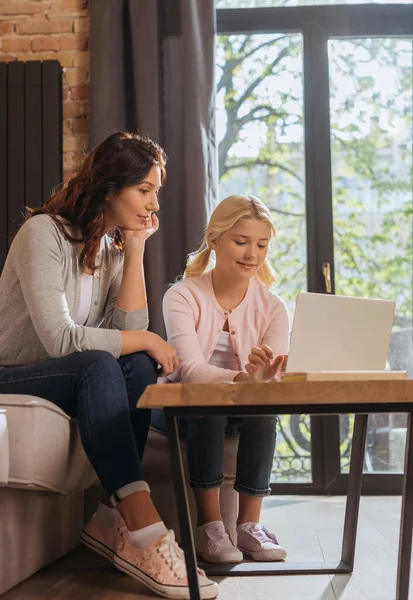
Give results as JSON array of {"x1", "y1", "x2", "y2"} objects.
[{"x1": 287, "y1": 292, "x2": 395, "y2": 372}]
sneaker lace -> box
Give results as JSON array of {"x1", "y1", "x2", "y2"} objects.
[
  {"x1": 251, "y1": 524, "x2": 279, "y2": 545},
  {"x1": 158, "y1": 531, "x2": 187, "y2": 580}
]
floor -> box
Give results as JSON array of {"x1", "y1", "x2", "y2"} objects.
[{"x1": 3, "y1": 495, "x2": 412, "y2": 600}]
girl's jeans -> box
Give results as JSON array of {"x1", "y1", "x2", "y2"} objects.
[
  {"x1": 186, "y1": 416, "x2": 277, "y2": 497},
  {"x1": 0, "y1": 350, "x2": 157, "y2": 497}
]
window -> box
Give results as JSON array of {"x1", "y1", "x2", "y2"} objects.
[
  {"x1": 216, "y1": 0, "x2": 413, "y2": 493},
  {"x1": 217, "y1": 0, "x2": 412, "y2": 8}
]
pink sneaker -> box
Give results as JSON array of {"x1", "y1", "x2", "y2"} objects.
[
  {"x1": 237, "y1": 523, "x2": 287, "y2": 561},
  {"x1": 82, "y1": 514, "x2": 218, "y2": 599},
  {"x1": 114, "y1": 528, "x2": 219, "y2": 599},
  {"x1": 195, "y1": 521, "x2": 243, "y2": 564},
  {"x1": 81, "y1": 510, "x2": 123, "y2": 562}
]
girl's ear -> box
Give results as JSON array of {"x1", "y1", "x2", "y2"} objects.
[{"x1": 208, "y1": 237, "x2": 217, "y2": 250}]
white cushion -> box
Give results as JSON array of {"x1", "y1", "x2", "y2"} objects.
[{"x1": 0, "y1": 394, "x2": 97, "y2": 493}]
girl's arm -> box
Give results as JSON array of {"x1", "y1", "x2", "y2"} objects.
[
  {"x1": 243, "y1": 295, "x2": 289, "y2": 382},
  {"x1": 163, "y1": 287, "x2": 243, "y2": 384},
  {"x1": 260, "y1": 296, "x2": 290, "y2": 356}
]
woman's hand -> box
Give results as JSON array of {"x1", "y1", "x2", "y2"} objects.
[
  {"x1": 146, "y1": 332, "x2": 179, "y2": 377},
  {"x1": 245, "y1": 345, "x2": 288, "y2": 382},
  {"x1": 121, "y1": 214, "x2": 160, "y2": 252}
]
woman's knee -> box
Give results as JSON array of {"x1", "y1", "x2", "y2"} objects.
[
  {"x1": 74, "y1": 349, "x2": 121, "y2": 376},
  {"x1": 119, "y1": 351, "x2": 158, "y2": 385},
  {"x1": 69, "y1": 351, "x2": 126, "y2": 403}
]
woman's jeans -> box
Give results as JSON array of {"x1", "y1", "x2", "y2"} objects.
[
  {"x1": 0, "y1": 350, "x2": 157, "y2": 497},
  {"x1": 186, "y1": 416, "x2": 277, "y2": 497}
]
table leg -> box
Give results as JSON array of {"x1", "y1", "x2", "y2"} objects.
[
  {"x1": 396, "y1": 412, "x2": 413, "y2": 600},
  {"x1": 341, "y1": 413, "x2": 368, "y2": 569},
  {"x1": 165, "y1": 409, "x2": 201, "y2": 600}
]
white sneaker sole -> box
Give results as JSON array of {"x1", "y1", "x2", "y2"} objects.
[
  {"x1": 114, "y1": 553, "x2": 219, "y2": 600},
  {"x1": 197, "y1": 550, "x2": 243, "y2": 564},
  {"x1": 241, "y1": 548, "x2": 287, "y2": 562}
]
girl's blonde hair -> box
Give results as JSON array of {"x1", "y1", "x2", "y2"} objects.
[{"x1": 184, "y1": 194, "x2": 276, "y2": 287}]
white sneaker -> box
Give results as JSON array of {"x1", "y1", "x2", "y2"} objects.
[
  {"x1": 195, "y1": 521, "x2": 243, "y2": 564},
  {"x1": 237, "y1": 523, "x2": 287, "y2": 561}
]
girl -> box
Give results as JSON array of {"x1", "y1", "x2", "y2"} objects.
[
  {"x1": 163, "y1": 195, "x2": 289, "y2": 564},
  {"x1": 0, "y1": 132, "x2": 218, "y2": 600}
]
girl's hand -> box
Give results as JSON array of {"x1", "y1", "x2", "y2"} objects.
[
  {"x1": 245, "y1": 345, "x2": 288, "y2": 382},
  {"x1": 270, "y1": 353, "x2": 288, "y2": 381},
  {"x1": 121, "y1": 214, "x2": 160, "y2": 251},
  {"x1": 146, "y1": 332, "x2": 179, "y2": 377}
]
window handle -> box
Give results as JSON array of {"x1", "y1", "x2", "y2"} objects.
[{"x1": 322, "y1": 261, "x2": 332, "y2": 293}]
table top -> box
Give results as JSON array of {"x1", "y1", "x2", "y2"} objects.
[{"x1": 138, "y1": 380, "x2": 413, "y2": 409}]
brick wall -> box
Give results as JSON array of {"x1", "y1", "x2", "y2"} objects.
[{"x1": 0, "y1": 0, "x2": 91, "y2": 182}]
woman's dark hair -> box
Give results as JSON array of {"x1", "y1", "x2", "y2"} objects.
[{"x1": 27, "y1": 131, "x2": 167, "y2": 271}]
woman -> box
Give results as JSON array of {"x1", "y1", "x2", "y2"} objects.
[
  {"x1": 163, "y1": 195, "x2": 289, "y2": 564},
  {"x1": 0, "y1": 132, "x2": 218, "y2": 600}
]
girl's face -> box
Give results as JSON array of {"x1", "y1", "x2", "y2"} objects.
[
  {"x1": 212, "y1": 217, "x2": 271, "y2": 281},
  {"x1": 104, "y1": 165, "x2": 162, "y2": 231}
]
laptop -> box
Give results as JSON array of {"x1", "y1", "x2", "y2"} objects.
[{"x1": 287, "y1": 292, "x2": 396, "y2": 372}]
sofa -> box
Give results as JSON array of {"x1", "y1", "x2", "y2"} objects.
[
  {"x1": 0, "y1": 394, "x2": 98, "y2": 595},
  {"x1": 0, "y1": 394, "x2": 239, "y2": 595}
]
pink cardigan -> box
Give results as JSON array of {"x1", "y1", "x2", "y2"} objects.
[{"x1": 162, "y1": 270, "x2": 290, "y2": 384}]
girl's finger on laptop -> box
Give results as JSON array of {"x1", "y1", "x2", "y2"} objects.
[
  {"x1": 260, "y1": 345, "x2": 274, "y2": 360},
  {"x1": 248, "y1": 353, "x2": 265, "y2": 367},
  {"x1": 250, "y1": 346, "x2": 269, "y2": 362}
]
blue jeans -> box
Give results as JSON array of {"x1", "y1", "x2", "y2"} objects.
[
  {"x1": 0, "y1": 350, "x2": 157, "y2": 497},
  {"x1": 186, "y1": 416, "x2": 277, "y2": 497}
]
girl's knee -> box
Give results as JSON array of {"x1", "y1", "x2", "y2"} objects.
[
  {"x1": 243, "y1": 415, "x2": 278, "y2": 432},
  {"x1": 187, "y1": 416, "x2": 227, "y2": 431}
]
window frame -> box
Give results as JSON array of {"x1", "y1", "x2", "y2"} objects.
[{"x1": 216, "y1": 3, "x2": 413, "y2": 495}]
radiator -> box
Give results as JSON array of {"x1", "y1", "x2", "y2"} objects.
[{"x1": 0, "y1": 60, "x2": 62, "y2": 270}]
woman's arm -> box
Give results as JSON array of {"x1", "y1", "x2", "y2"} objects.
[
  {"x1": 105, "y1": 222, "x2": 159, "y2": 331},
  {"x1": 104, "y1": 240, "x2": 149, "y2": 331},
  {"x1": 120, "y1": 329, "x2": 178, "y2": 375},
  {"x1": 11, "y1": 217, "x2": 124, "y2": 358},
  {"x1": 116, "y1": 235, "x2": 147, "y2": 312},
  {"x1": 11, "y1": 219, "x2": 177, "y2": 372}
]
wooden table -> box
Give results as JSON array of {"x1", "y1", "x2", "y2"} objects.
[{"x1": 138, "y1": 380, "x2": 413, "y2": 600}]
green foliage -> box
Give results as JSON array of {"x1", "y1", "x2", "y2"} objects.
[{"x1": 217, "y1": 34, "x2": 412, "y2": 325}]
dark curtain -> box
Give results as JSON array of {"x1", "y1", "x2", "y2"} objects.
[{"x1": 90, "y1": 0, "x2": 217, "y2": 335}]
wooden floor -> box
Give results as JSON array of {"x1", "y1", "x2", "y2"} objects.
[{"x1": 3, "y1": 495, "x2": 413, "y2": 600}]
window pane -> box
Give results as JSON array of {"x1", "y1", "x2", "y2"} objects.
[
  {"x1": 273, "y1": 415, "x2": 311, "y2": 483},
  {"x1": 217, "y1": 0, "x2": 412, "y2": 7},
  {"x1": 328, "y1": 37, "x2": 413, "y2": 474},
  {"x1": 217, "y1": 33, "x2": 306, "y2": 317},
  {"x1": 216, "y1": 33, "x2": 310, "y2": 483}
]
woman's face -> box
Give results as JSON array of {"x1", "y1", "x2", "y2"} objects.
[
  {"x1": 104, "y1": 165, "x2": 162, "y2": 231},
  {"x1": 212, "y1": 217, "x2": 271, "y2": 281}
]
